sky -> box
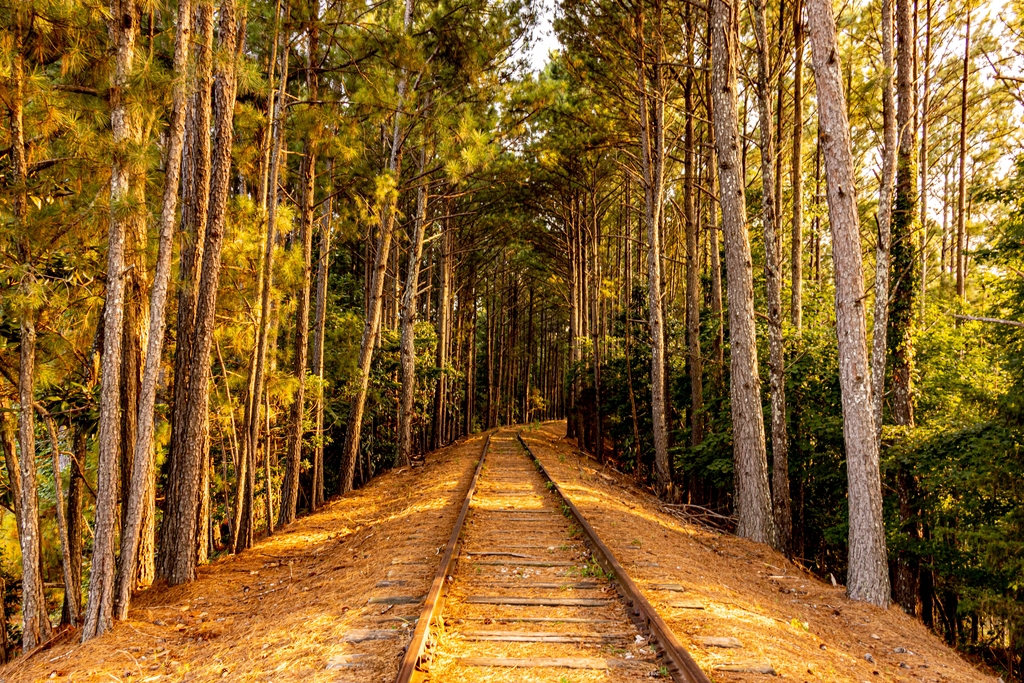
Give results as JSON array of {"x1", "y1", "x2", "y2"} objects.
[{"x1": 527, "y1": 0, "x2": 561, "y2": 72}]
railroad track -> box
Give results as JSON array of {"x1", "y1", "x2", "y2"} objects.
[{"x1": 396, "y1": 428, "x2": 709, "y2": 682}]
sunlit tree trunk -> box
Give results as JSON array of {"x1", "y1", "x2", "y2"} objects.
[
  {"x1": 83, "y1": 0, "x2": 141, "y2": 640},
  {"x1": 710, "y1": 0, "x2": 775, "y2": 545},
  {"x1": 806, "y1": 0, "x2": 891, "y2": 606}
]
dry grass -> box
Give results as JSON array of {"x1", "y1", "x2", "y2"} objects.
[
  {"x1": 0, "y1": 435, "x2": 485, "y2": 683},
  {"x1": 522, "y1": 422, "x2": 998, "y2": 683}
]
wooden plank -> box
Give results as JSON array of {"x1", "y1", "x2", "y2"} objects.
[
  {"x1": 465, "y1": 551, "x2": 537, "y2": 558},
  {"x1": 463, "y1": 616, "x2": 616, "y2": 624},
  {"x1": 649, "y1": 583, "x2": 687, "y2": 592},
  {"x1": 668, "y1": 600, "x2": 705, "y2": 610},
  {"x1": 368, "y1": 595, "x2": 423, "y2": 605},
  {"x1": 479, "y1": 581, "x2": 599, "y2": 589},
  {"x1": 695, "y1": 636, "x2": 742, "y2": 648},
  {"x1": 713, "y1": 662, "x2": 777, "y2": 674},
  {"x1": 340, "y1": 629, "x2": 401, "y2": 643},
  {"x1": 463, "y1": 630, "x2": 631, "y2": 643},
  {"x1": 465, "y1": 596, "x2": 610, "y2": 607},
  {"x1": 472, "y1": 560, "x2": 574, "y2": 567},
  {"x1": 458, "y1": 657, "x2": 612, "y2": 669}
]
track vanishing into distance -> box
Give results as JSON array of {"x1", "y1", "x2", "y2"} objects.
[{"x1": 396, "y1": 428, "x2": 709, "y2": 683}]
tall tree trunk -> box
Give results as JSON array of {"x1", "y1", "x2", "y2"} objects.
[
  {"x1": 82, "y1": 0, "x2": 141, "y2": 640},
  {"x1": 710, "y1": 0, "x2": 775, "y2": 545},
  {"x1": 919, "y1": 0, "x2": 931, "y2": 317},
  {"x1": 279, "y1": 17, "x2": 319, "y2": 527},
  {"x1": 311, "y1": 182, "x2": 332, "y2": 511},
  {"x1": 751, "y1": 0, "x2": 791, "y2": 554},
  {"x1": 806, "y1": 0, "x2": 891, "y2": 606},
  {"x1": 235, "y1": 0, "x2": 288, "y2": 552},
  {"x1": 399, "y1": 147, "x2": 430, "y2": 466},
  {"x1": 338, "y1": 0, "x2": 414, "y2": 493},
  {"x1": 636, "y1": 3, "x2": 672, "y2": 493},
  {"x1": 158, "y1": 0, "x2": 240, "y2": 585},
  {"x1": 113, "y1": 0, "x2": 192, "y2": 623},
  {"x1": 871, "y1": 0, "x2": 898, "y2": 443},
  {"x1": 433, "y1": 208, "x2": 451, "y2": 450},
  {"x1": 890, "y1": 0, "x2": 920, "y2": 612},
  {"x1": 705, "y1": 40, "x2": 725, "y2": 384},
  {"x1": 955, "y1": 5, "x2": 971, "y2": 302},
  {"x1": 684, "y1": 10, "x2": 704, "y2": 449},
  {"x1": 790, "y1": 0, "x2": 805, "y2": 331}
]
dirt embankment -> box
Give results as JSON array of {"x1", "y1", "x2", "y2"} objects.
[
  {"x1": 521, "y1": 421, "x2": 997, "y2": 683},
  {"x1": 0, "y1": 435, "x2": 484, "y2": 683}
]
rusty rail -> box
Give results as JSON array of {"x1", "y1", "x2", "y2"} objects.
[
  {"x1": 517, "y1": 430, "x2": 711, "y2": 683},
  {"x1": 394, "y1": 432, "x2": 491, "y2": 683}
]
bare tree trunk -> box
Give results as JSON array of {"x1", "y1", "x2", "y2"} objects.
[
  {"x1": 955, "y1": 5, "x2": 971, "y2": 302},
  {"x1": 806, "y1": 0, "x2": 891, "y2": 606},
  {"x1": 311, "y1": 181, "x2": 332, "y2": 511},
  {"x1": 63, "y1": 428, "x2": 85, "y2": 627},
  {"x1": 113, "y1": 0, "x2": 192, "y2": 622},
  {"x1": 82, "y1": 0, "x2": 141, "y2": 640},
  {"x1": 235, "y1": 0, "x2": 287, "y2": 553},
  {"x1": 684, "y1": 9, "x2": 703, "y2": 449},
  {"x1": 39, "y1": 410, "x2": 78, "y2": 626},
  {"x1": 919, "y1": 0, "x2": 931, "y2": 318},
  {"x1": 791, "y1": 0, "x2": 805, "y2": 332},
  {"x1": 710, "y1": 0, "x2": 775, "y2": 545},
  {"x1": 871, "y1": 0, "x2": 897, "y2": 443},
  {"x1": 339, "y1": 0, "x2": 413, "y2": 493},
  {"x1": 399, "y1": 146, "x2": 430, "y2": 466},
  {"x1": 0, "y1": 399, "x2": 22, "y2": 528},
  {"x1": 433, "y1": 219, "x2": 451, "y2": 450},
  {"x1": 636, "y1": 3, "x2": 672, "y2": 493},
  {"x1": 280, "y1": 17, "x2": 319, "y2": 527},
  {"x1": 158, "y1": 0, "x2": 241, "y2": 585},
  {"x1": 705, "y1": 40, "x2": 725, "y2": 384},
  {"x1": 751, "y1": 0, "x2": 790, "y2": 554}
]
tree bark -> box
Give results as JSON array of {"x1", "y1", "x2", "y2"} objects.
[
  {"x1": 83, "y1": 0, "x2": 141, "y2": 640},
  {"x1": 158, "y1": 0, "x2": 241, "y2": 585},
  {"x1": 710, "y1": 0, "x2": 775, "y2": 545},
  {"x1": 635, "y1": 3, "x2": 672, "y2": 493},
  {"x1": 684, "y1": 9, "x2": 703, "y2": 449},
  {"x1": 112, "y1": 0, "x2": 192, "y2": 623},
  {"x1": 311, "y1": 179, "x2": 332, "y2": 511},
  {"x1": 39, "y1": 410, "x2": 78, "y2": 626},
  {"x1": 791, "y1": 0, "x2": 805, "y2": 331},
  {"x1": 280, "y1": 17, "x2": 319, "y2": 527},
  {"x1": 890, "y1": 0, "x2": 920, "y2": 613},
  {"x1": 235, "y1": 0, "x2": 289, "y2": 552},
  {"x1": 955, "y1": 5, "x2": 971, "y2": 301},
  {"x1": 751, "y1": 0, "x2": 791, "y2": 554},
  {"x1": 63, "y1": 428, "x2": 85, "y2": 627},
  {"x1": 871, "y1": 0, "x2": 898, "y2": 443},
  {"x1": 806, "y1": 0, "x2": 891, "y2": 606}
]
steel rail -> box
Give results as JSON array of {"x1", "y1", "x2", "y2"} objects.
[
  {"x1": 517, "y1": 430, "x2": 711, "y2": 683},
  {"x1": 394, "y1": 432, "x2": 491, "y2": 683}
]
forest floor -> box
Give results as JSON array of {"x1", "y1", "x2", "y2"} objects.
[
  {"x1": 0, "y1": 433, "x2": 486, "y2": 683},
  {"x1": 520, "y1": 421, "x2": 998, "y2": 683}
]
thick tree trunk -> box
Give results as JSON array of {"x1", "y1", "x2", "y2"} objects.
[
  {"x1": 806, "y1": 0, "x2": 891, "y2": 607},
  {"x1": 433, "y1": 211, "x2": 451, "y2": 450},
  {"x1": 280, "y1": 19, "x2": 319, "y2": 527},
  {"x1": 158, "y1": 0, "x2": 240, "y2": 585},
  {"x1": 83, "y1": 0, "x2": 141, "y2": 640},
  {"x1": 919, "y1": 0, "x2": 931, "y2": 317},
  {"x1": 399, "y1": 147, "x2": 430, "y2": 466},
  {"x1": 751, "y1": 0, "x2": 791, "y2": 554},
  {"x1": 113, "y1": 0, "x2": 192, "y2": 623},
  {"x1": 710, "y1": 0, "x2": 775, "y2": 545}
]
